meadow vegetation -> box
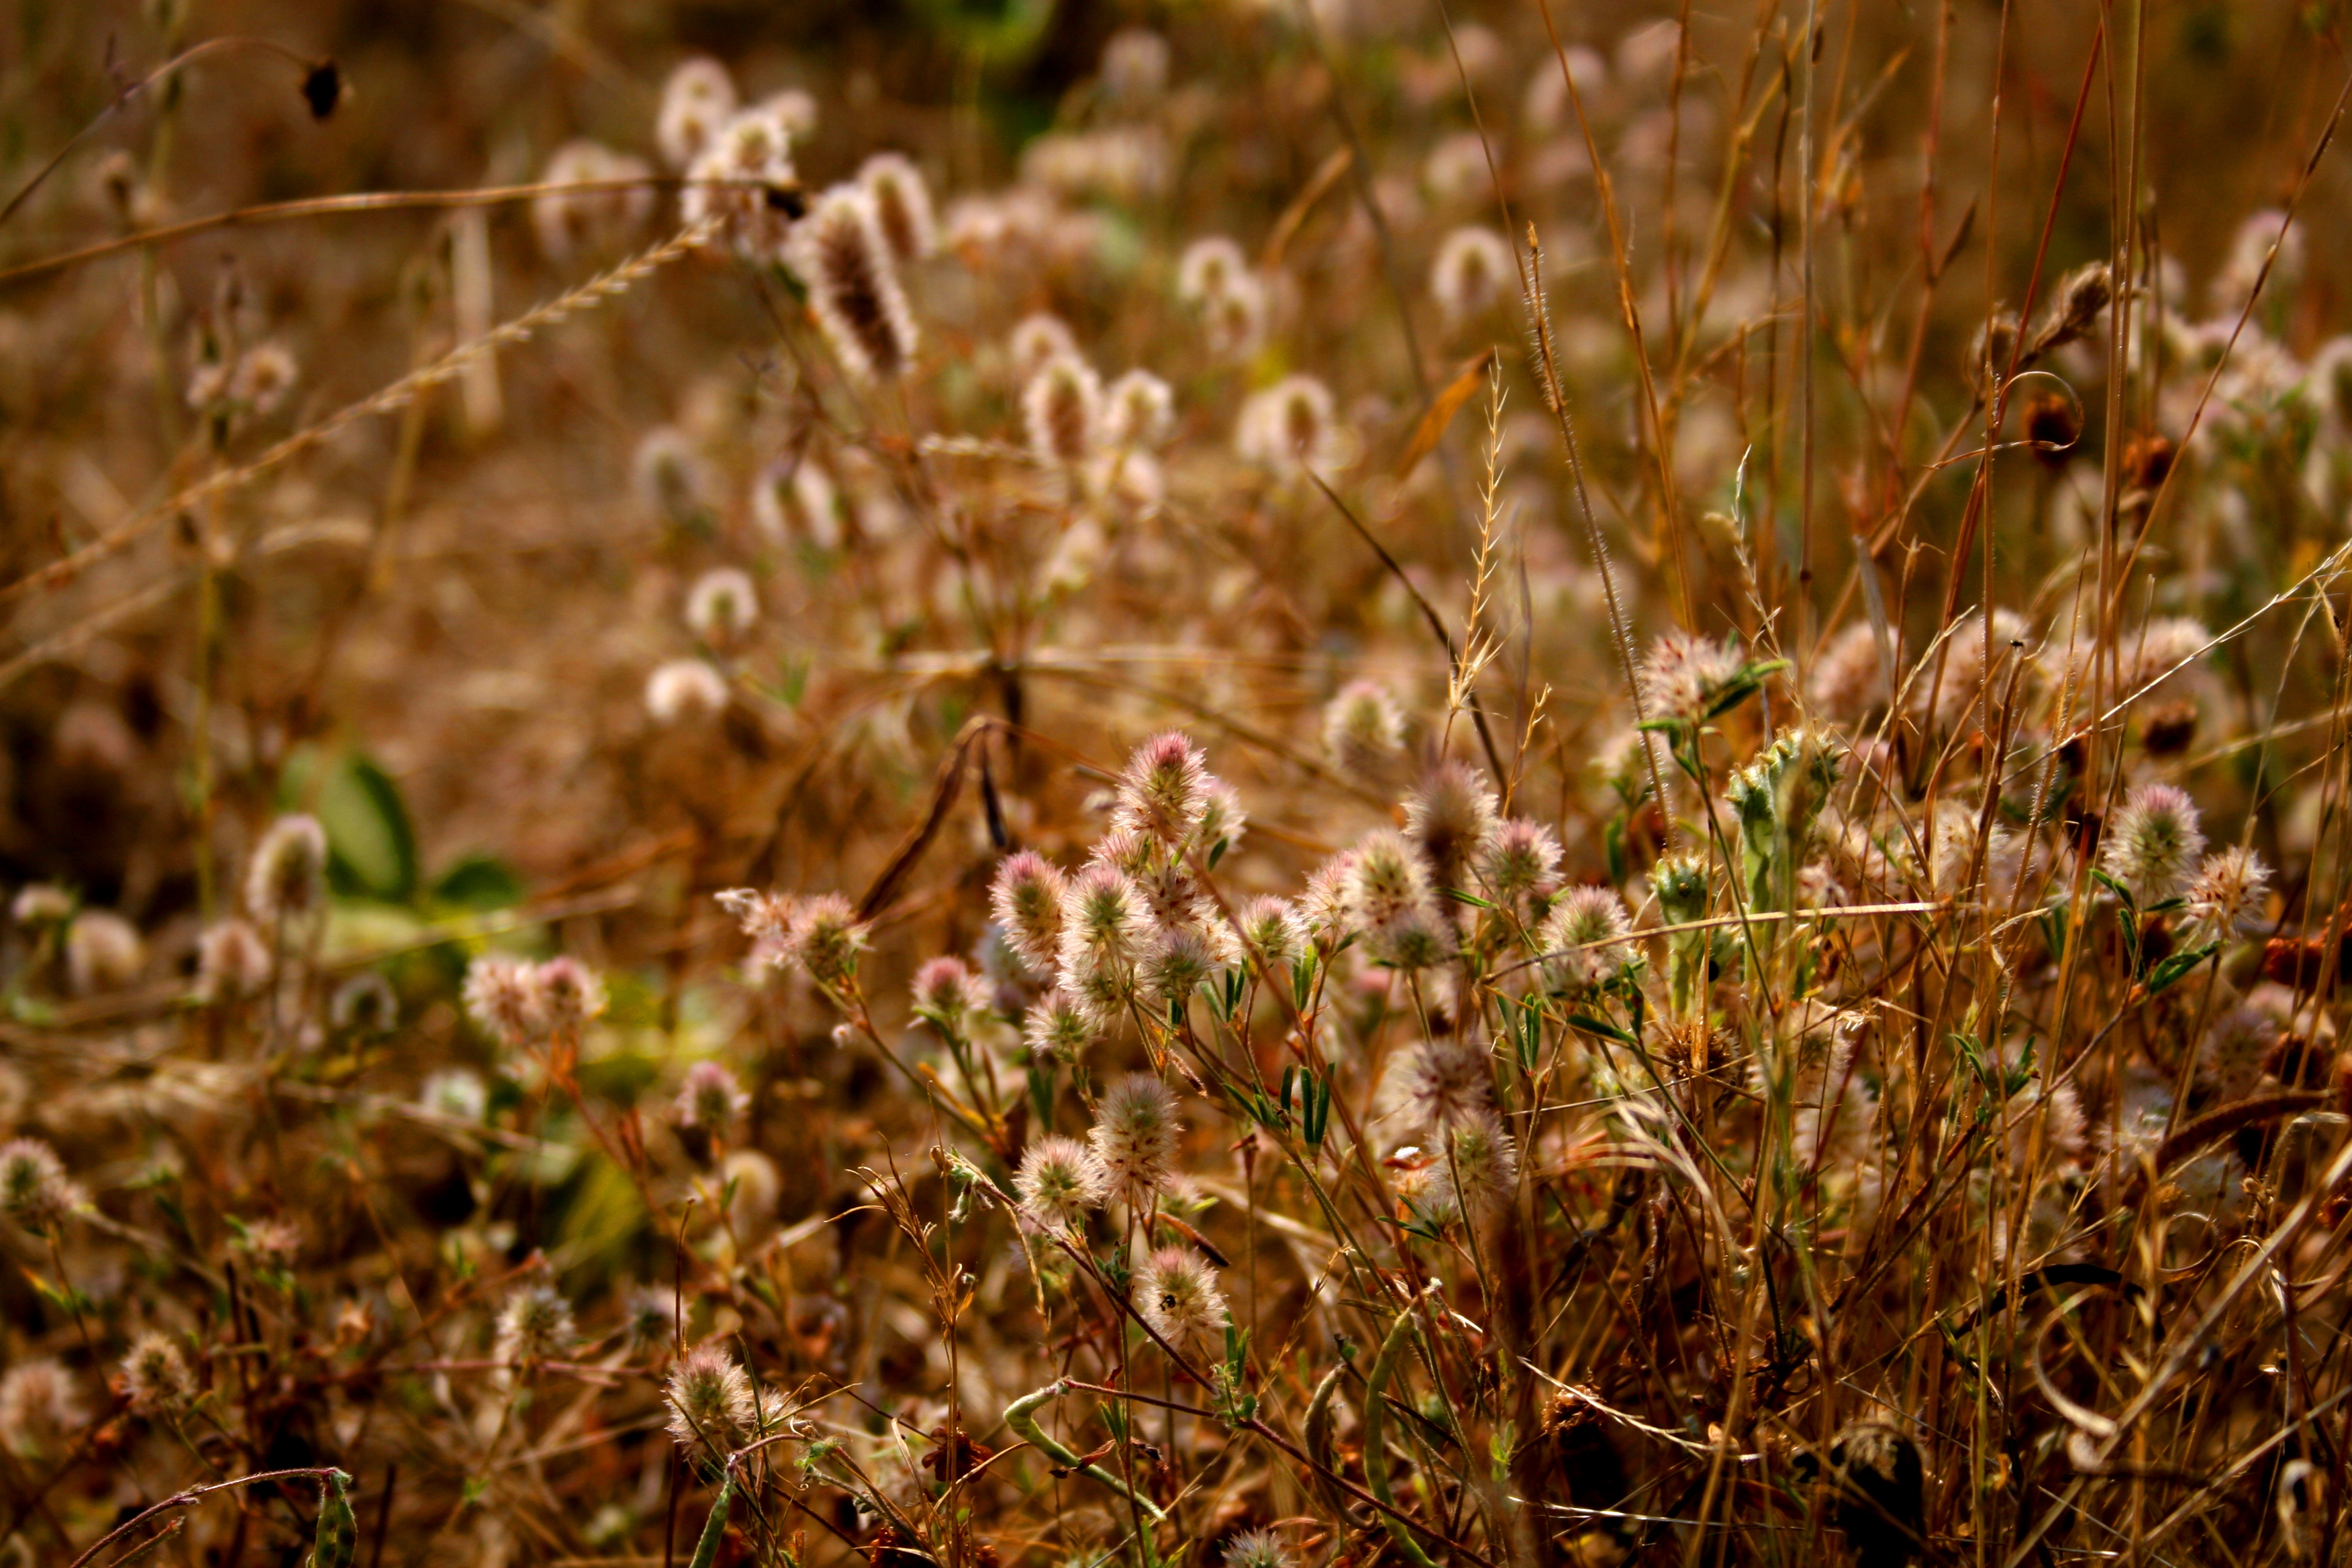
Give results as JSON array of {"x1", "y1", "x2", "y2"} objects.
[{"x1": 5, "y1": 1, "x2": 2352, "y2": 1563}]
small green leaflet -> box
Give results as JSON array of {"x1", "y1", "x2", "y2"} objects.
[
  {"x1": 687, "y1": 1475, "x2": 735, "y2": 1568},
  {"x1": 310, "y1": 1469, "x2": 356, "y2": 1568}
]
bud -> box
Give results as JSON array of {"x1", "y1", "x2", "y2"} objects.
[
  {"x1": 1133, "y1": 1246, "x2": 1226, "y2": 1351},
  {"x1": 2100, "y1": 782, "x2": 2204, "y2": 905},
  {"x1": 1089, "y1": 1073, "x2": 1180, "y2": 1204},
  {"x1": 1430, "y1": 226, "x2": 1515, "y2": 324},
  {"x1": 858, "y1": 152, "x2": 937, "y2": 265},
  {"x1": 1024, "y1": 354, "x2": 1103, "y2": 469},
  {"x1": 120, "y1": 1333, "x2": 195, "y2": 1415},
  {"x1": 1014, "y1": 1135, "x2": 1108, "y2": 1229},
  {"x1": 495, "y1": 1283, "x2": 579, "y2": 1367},
  {"x1": 990, "y1": 852, "x2": 1069, "y2": 978},
  {"x1": 665, "y1": 1343, "x2": 754, "y2": 1452},
  {"x1": 789, "y1": 184, "x2": 919, "y2": 383}
]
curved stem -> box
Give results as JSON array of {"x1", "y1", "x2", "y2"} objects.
[{"x1": 1003, "y1": 1381, "x2": 1169, "y2": 1527}]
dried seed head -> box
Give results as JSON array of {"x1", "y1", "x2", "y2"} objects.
[
  {"x1": 1202, "y1": 276, "x2": 1269, "y2": 359},
  {"x1": 1235, "y1": 896, "x2": 1307, "y2": 971},
  {"x1": 246, "y1": 814, "x2": 328, "y2": 926},
  {"x1": 1540, "y1": 887, "x2": 1636, "y2": 993},
  {"x1": 1015, "y1": 1134, "x2": 1109, "y2": 1229},
  {"x1": 790, "y1": 183, "x2": 919, "y2": 383},
  {"x1": 196, "y1": 918, "x2": 273, "y2": 1001},
  {"x1": 1223, "y1": 1530, "x2": 1297, "y2": 1568},
  {"x1": 420, "y1": 1068, "x2": 488, "y2": 1122},
  {"x1": 623, "y1": 1287, "x2": 680, "y2": 1351},
  {"x1": 1197, "y1": 780, "x2": 1248, "y2": 856},
  {"x1": 1479, "y1": 818, "x2": 1565, "y2": 903},
  {"x1": 2185, "y1": 845, "x2": 2269, "y2": 937},
  {"x1": 1405, "y1": 761, "x2": 1501, "y2": 885},
  {"x1": 0, "y1": 1359, "x2": 84, "y2": 1459},
  {"x1": 2101, "y1": 782, "x2": 2205, "y2": 905},
  {"x1": 1237, "y1": 375, "x2": 1346, "y2": 477},
  {"x1": 717, "y1": 888, "x2": 797, "y2": 970},
  {"x1": 684, "y1": 109, "x2": 798, "y2": 258},
  {"x1": 646, "y1": 658, "x2": 730, "y2": 723},
  {"x1": 1419, "y1": 1112, "x2": 1520, "y2": 1222},
  {"x1": 532, "y1": 957, "x2": 606, "y2": 1034},
  {"x1": 1061, "y1": 947, "x2": 1136, "y2": 1034},
  {"x1": 1639, "y1": 630, "x2": 1744, "y2": 721},
  {"x1": 675, "y1": 1059, "x2": 749, "y2": 1135},
  {"x1": 657, "y1": 58, "x2": 738, "y2": 169},
  {"x1": 1114, "y1": 731, "x2": 1212, "y2": 846},
  {"x1": 1010, "y1": 313, "x2": 1079, "y2": 382},
  {"x1": 1430, "y1": 226, "x2": 1516, "y2": 323},
  {"x1": 242, "y1": 1217, "x2": 303, "y2": 1268},
  {"x1": 228, "y1": 342, "x2": 297, "y2": 413},
  {"x1": 1343, "y1": 828, "x2": 1440, "y2": 958},
  {"x1": 752, "y1": 456, "x2": 842, "y2": 548},
  {"x1": 1969, "y1": 309, "x2": 2021, "y2": 394},
  {"x1": 1139, "y1": 924, "x2": 1230, "y2": 1008},
  {"x1": 1177, "y1": 236, "x2": 1249, "y2": 304},
  {"x1": 1059, "y1": 863, "x2": 1148, "y2": 972},
  {"x1": 0, "y1": 1139, "x2": 83, "y2": 1233},
  {"x1": 1100, "y1": 28, "x2": 1171, "y2": 99},
  {"x1": 532, "y1": 140, "x2": 654, "y2": 262},
  {"x1": 991, "y1": 852, "x2": 1069, "y2": 978},
  {"x1": 11, "y1": 883, "x2": 72, "y2": 926},
  {"x1": 788, "y1": 893, "x2": 869, "y2": 987},
  {"x1": 1025, "y1": 353, "x2": 1103, "y2": 468},
  {"x1": 1391, "y1": 1038, "x2": 1493, "y2": 1134},
  {"x1": 665, "y1": 1343, "x2": 754, "y2": 1452},
  {"x1": 1023, "y1": 987, "x2": 1096, "y2": 1063},
  {"x1": 859, "y1": 152, "x2": 938, "y2": 264},
  {"x1": 686, "y1": 568, "x2": 759, "y2": 642},
  {"x1": 463, "y1": 954, "x2": 541, "y2": 1046},
  {"x1": 66, "y1": 908, "x2": 144, "y2": 994},
  {"x1": 758, "y1": 87, "x2": 818, "y2": 138},
  {"x1": 1324, "y1": 681, "x2": 1408, "y2": 777},
  {"x1": 1134, "y1": 1246, "x2": 1226, "y2": 1349},
  {"x1": 496, "y1": 1283, "x2": 579, "y2": 1367},
  {"x1": 120, "y1": 1332, "x2": 195, "y2": 1415},
  {"x1": 1099, "y1": 369, "x2": 1175, "y2": 449},
  {"x1": 912, "y1": 957, "x2": 992, "y2": 1033},
  {"x1": 1090, "y1": 1073, "x2": 1181, "y2": 1204},
  {"x1": 634, "y1": 427, "x2": 709, "y2": 522},
  {"x1": 2030, "y1": 261, "x2": 2113, "y2": 356},
  {"x1": 2021, "y1": 389, "x2": 2081, "y2": 464}
]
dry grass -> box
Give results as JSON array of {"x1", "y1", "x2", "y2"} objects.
[{"x1": 5, "y1": 2, "x2": 2352, "y2": 1565}]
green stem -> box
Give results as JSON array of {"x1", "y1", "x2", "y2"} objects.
[
  {"x1": 1003, "y1": 1381, "x2": 1169, "y2": 1528},
  {"x1": 1361, "y1": 1310, "x2": 1440, "y2": 1568}
]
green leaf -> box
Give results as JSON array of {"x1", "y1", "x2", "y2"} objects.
[
  {"x1": 1440, "y1": 887, "x2": 1494, "y2": 909},
  {"x1": 2145, "y1": 940, "x2": 2222, "y2": 996},
  {"x1": 320, "y1": 754, "x2": 418, "y2": 904},
  {"x1": 686, "y1": 1476, "x2": 734, "y2": 1568},
  {"x1": 311, "y1": 1469, "x2": 357, "y2": 1568},
  {"x1": 430, "y1": 854, "x2": 525, "y2": 911},
  {"x1": 1302, "y1": 1071, "x2": 1332, "y2": 1149},
  {"x1": 1567, "y1": 1013, "x2": 1637, "y2": 1047},
  {"x1": 574, "y1": 1052, "x2": 661, "y2": 1106}
]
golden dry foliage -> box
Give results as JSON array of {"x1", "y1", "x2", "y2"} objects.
[{"x1": 6, "y1": 3, "x2": 2352, "y2": 1565}]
